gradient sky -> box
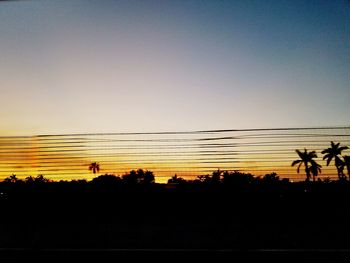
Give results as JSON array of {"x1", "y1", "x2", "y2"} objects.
[{"x1": 0, "y1": 0, "x2": 349, "y2": 136}]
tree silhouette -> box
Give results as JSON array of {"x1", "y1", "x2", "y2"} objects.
[
  {"x1": 262, "y1": 172, "x2": 280, "y2": 183},
  {"x1": 143, "y1": 170, "x2": 155, "y2": 184},
  {"x1": 195, "y1": 169, "x2": 223, "y2": 184},
  {"x1": 25, "y1": 176, "x2": 35, "y2": 183},
  {"x1": 34, "y1": 174, "x2": 50, "y2": 183},
  {"x1": 122, "y1": 170, "x2": 138, "y2": 184},
  {"x1": 89, "y1": 162, "x2": 100, "y2": 174},
  {"x1": 197, "y1": 175, "x2": 211, "y2": 183},
  {"x1": 212, "y1": 169, "x2": 223, "y2": 183},
  {"x1": 91, "y1": 174, "x2": 121, "y2": 185},
  {"x1": 168, "y1": 174, "x2": 186, "y2": 184},
  {"x1": 3, "y1": 174, "x2": 19, "y2": 183},
  {"x1": 122, "y1": 169, "x2": 155, "y2": 184},
  {"x1": 291, "y1": 149, "x2": 320, "y2": 182},
  {"x1": 309, "y1": 161, "x2": 322, "y2": 182},
  {"x1": 136, "y1": 169, "x2": 145, "y2": 183},
  {"x1": 342, "y1": 156, "x2": 350, "y2": 179},
  {"x1": 221, "y1": 170, "x2": 255, "y2": 185},
  {"x1": 321, "y1": 142, "x2": 348, "y2": 180}
]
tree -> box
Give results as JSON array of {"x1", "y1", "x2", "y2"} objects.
[
  {"x1": 221, "y1": 170, "x2": 255, "y2": 185},
  {"x1": 321, "y1": 142, "x2": 348, "y2": 180},
  {"x1": 91, "y1": 174, "x2": 121, "y2": 185},
  {"x1": 212, "y1": 169, "x2": 223, "y2": 183},
  {"x1": 143, "y1": 170, "x2": 155, "y2": 184},
  {"x1": 197, "y1": 174, "x2": 211, "y2": 183},
  {"x1": 342, "y1": 156, "x2": 350, "y2": 179},
  {"x1": 309, "y1": 161, "x2": 322, "y2": 182},
  {"x1": 25, "y1": 176, "x2": 35, "y2": 183},
  {"x1": 89, "y1": 162, "x2": 100, "y2": 174},
  {"x1": 291, "y1": 149, "x2": 320, "y2": 182},
  {"x1": 122, "y1": 169, "x2": 155, "y2": 184},
  {"x1": 3, "y1": 174, "x2": 19, "y2": 183},
  {"x1": 34, "y1": 174, "x2": 50, "y2": 183},
  {"x1": 122, "y1": 170, "x2": 138, "y2": 184},
  {"x1": 168, "y1": 174, "x2": 186, "y2": 184},
  {"x1": 262, "y1": 172, "x2": 280, "y2": 183}
]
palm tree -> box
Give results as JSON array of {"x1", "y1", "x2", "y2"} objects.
[
  {"x1": 89, "y1": 162, "x2": 100, "y2": 174},
  {"x1": 309, "y1": 161, "x2": 322, "y2": 182},
  {"x1": 321, "y1": 142, "x2": 349, "y2": 180},
  {"x1": 291, "y1": 149, "x2": 320, "y2": 182},
  {"x1": 343, "y1": 156, "x2": 350, "y2": 179}
]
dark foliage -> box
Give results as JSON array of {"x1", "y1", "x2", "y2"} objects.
[
  {"x1": 122, "y1": 169, "x2": 155, "y2": 184},
  {"x1": 1, "y1": 175, "x2": 350, "y2": 251}
]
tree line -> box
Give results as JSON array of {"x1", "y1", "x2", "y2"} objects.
[{"x1": 2, "y1": 169, "x2": 155, "y2": 185}]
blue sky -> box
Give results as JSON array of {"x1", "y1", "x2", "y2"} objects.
[{"x1": 0, "y1": 0, "x2": 349, "y2": 135}]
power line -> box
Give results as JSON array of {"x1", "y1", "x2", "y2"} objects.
[{"x1": 0, "y1": 127, "x2": 349, "y2": 181}]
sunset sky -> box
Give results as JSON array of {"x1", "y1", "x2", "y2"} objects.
[{"x1": 0, "y1": 0, "x2": 349, "y2": 136}]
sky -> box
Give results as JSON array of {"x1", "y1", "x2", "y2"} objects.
[{"x1": 0, "y1": 0, "x2": 349, "y2": 136}]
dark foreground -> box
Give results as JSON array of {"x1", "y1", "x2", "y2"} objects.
[
  {"x1": 1, "y1": 182, "x2": 350, "y2": 260},
  {"x1": 2, "y1": 248, "x2": 350, "y2": 262}
]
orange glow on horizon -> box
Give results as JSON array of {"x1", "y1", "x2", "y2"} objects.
[{"x1": 1, "y1": 128, "x2": 349, "y2": 183}]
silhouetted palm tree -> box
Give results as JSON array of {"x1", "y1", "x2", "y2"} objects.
[
  {"x1": 309, "y1": 161, "x2": 322, "y2": 182},
  {"x1": 89, "y1": 162, "x2": 100, "y2": 174},
  {"x1": 321, "y1": 142, "x2": 348, "y2": 180},
  {"x1": 291, "y1": 149, "x2": 319, "y2": 182},
  {"x1": 343, "y1": 156, "x2": 350, "y2": 178}
]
